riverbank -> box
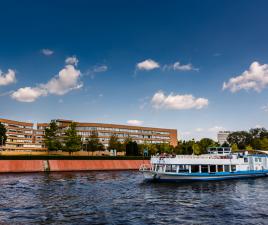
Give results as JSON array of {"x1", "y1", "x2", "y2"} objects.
[{"x1": 0, "y1": 159, "x2": 150, "y2": 173}]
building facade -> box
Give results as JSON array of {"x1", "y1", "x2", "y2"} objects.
[
  {"x1": 217, "y1": 131, "x2": 231, "y2": 145},
  {"x1": 37, "y1": 119, "x2": 178, "y2": 148},
  {"x1": 0, "y1": 118, "x2": 46, "y2": 151},
  {"x1": 0, "y1": 117, "x2": 178, "y2": 151}
]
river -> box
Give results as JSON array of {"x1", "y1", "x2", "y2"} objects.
[{"x1": 0, "y1": 171, "x2": 268, "y2": 224}]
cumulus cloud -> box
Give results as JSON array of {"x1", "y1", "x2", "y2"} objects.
[
  {"x1": 11, "y1": 57, "x2": 82, "y2": 102},
  {"x1": 11, "y1": 87, "x2": 47, "y2": 102},
  {"x1": 127, "y1": 120, "x2": 144, "y2": 126},
  {"x1": 65, "y1": 56, "x2": 79, "y2": 66},
  {"x1": 41, "y1": 49, "x2": 54, "y2": 56},
  {"x1": 151, "y1": 90, "x2": 209, "y2": 110},
  {"x1": 164, "y1": 61, "x2": 199, "y2": 72},
  {"x1": 136, "y1": 59, "x2": 160, "y2": 71},
  {"x1": 0, "y1": 69, "x2": 16, "y2": 86},
  {"x1": 42, "y1": 65, "x2": 82, "y2": 95},
  {"x1": 223, "y1": 61, "x2": 268, "y2": 92}
]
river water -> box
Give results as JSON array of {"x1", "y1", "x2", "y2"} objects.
[{"x1": 0, "y1": 171, "x2": 268, "y2": 224}]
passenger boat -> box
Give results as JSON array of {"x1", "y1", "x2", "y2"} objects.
[{"x1": 139, "y1": 147, "x2": 268, "y2": 182}]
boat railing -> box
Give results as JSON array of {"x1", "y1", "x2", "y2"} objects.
[
  {"x1": 139, "y1": 164, "x2": 152, "y2": 172},
  {"x1": 151, "y1": 154, "x2": 233, "y2": 160}
]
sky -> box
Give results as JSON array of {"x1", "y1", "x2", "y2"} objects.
[{"x1": 1, "y1": 0, "x2": 268, "y2": 140}]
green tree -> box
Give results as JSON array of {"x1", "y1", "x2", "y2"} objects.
[
  {"x1": 249, "y1": 128, "x2": 268, "y2": 139},
  {"x1": 227, "y1": 131, "x2": 252, "y2": 149},
  {"x1": 108, "y1": 134, "x2": 123, "y2": 152},
  {"x1": 260, "y1": 138, "x2": 268, "y2": 150},
  {"x1": 64, "y1": 122, "x2": 82, "y2": 155},
  {"x1": 126, "y1": 141, "x2": 139, "y2": 156},
  {"x1": 44, "y1": 121, "x2": 62, "y2": 151},
  {"x1": 123, "y1": 136, "x2": 132, "y2": 153},
  {"x1": 231, "y1": 143, "x2": 239, "y2": 151},
  {"x1": 198, "y1": 138, "x2": 216, "y2": 154},
  {"x1": 86, "y1": 131, "x2": 102, "y2": 156},
  {"x1": 0, "y1": 123, "x2": 7, "y2": 148},
  {"x1": 192, "y1": 143, "x2": 202, "y2": 155}
]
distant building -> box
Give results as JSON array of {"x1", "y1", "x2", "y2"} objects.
[
  {"x1": 0, "y1": 117, "x2": 178, "y2": 151},
  {"x1": 0, "y1": 118, "x2": 46, "y2": 151},
  {"x1": 37, "y1": 119, "x2": 178, "y2": 148},
  {"x1": 217, "y1": 131, "x2": 231, "y2": 145}
]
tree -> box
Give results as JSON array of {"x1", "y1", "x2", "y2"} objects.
[
  {"x1": 198, "y1": 138, "x2": 216, "y2": 154},
  {"x1": 108, "y1": 134, "x2": 123, "y2": 152},
  {"x1": 260, "y1": 138, "x2": 268, "y2": 150},
  {"x1": 192, "y1": 143, "x2": 201, "y2": 155},
  {"x1": 64, "y1": 122, "x2": 82, "y2": 155},
  {"x1": 123, "y1": 136, "x2": 132, "y2": 153},
  {"x1": 126, "y1": 141, "x2": 139, "y2": 156},
  {"x1": 86, "y1": 131, "x2": 102, "y2": 156},
  {"x1": 44, "y1": 121, "x2": 62, "y2": 151},
  {"x1": 227, "y1": 131, "x2": 252, "y2": 149},
  {"x1": 231, "y1": 143, "x2": 239, "y2": 151},
  {"x1": 249, "y1": 128, "x2": 268, "y2": 139},
  {"x1": 0, "y1": 123, "x2": 7, "y2": 148}
]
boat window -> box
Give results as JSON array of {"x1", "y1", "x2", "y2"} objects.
[
  {"x1": 218, "y1": 165, "x2": 223, "y2": 172},
  {"x1": 210, "y1": 165, "x2": 216, "y2": 173},
  {"x1": 244, "y1": 158, "x2": 248, "y2": 163},
  {"x1": 224, "y1": 165, "x2": 230, "y2": 172},
  {"x1": 178, "y1": 165, "x2": 189, "y2": 173},
  {"x1": 255, "y1": 158, "x2": 258, "y2": 162},
  {"x1": 231, "y1": 165, "x2": 236, "y2": 172},
  {"x1": 165, "y1": 165, "x2": 172, "y2": 172},
  {"x1": 191, "y1": 165, "x2": 199, "y2": 173},
  {"x1": 171, "y1": 165, "x2": 177, "y2": 172},
  {"x1": 201, "y1": 165, "x2": 208, "y2": 173}
]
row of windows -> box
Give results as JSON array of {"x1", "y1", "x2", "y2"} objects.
[
  {"x1": 3, "y1": 123, "x2": 32, "y2": 129},
  {"x1": 75, "y1": 126, "x2": 170, "y2": 135},
  {"x1": 154, "y1": 164, "x2": 237, "y2": 173}
]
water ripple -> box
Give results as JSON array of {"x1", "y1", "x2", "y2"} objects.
[{"x1": 0, "y1": 172, "x2": 268, "y2": 224}]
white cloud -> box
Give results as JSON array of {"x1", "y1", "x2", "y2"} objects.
[
  {"x1": 65, "y1": 56, "x2": 79, "y2": 66},
  {"x1": 164, "y1": 61, "x2": 198, "y2": 72},
  {"x1": 41, "y1": 49, "x2": 54, "y2": 56},
  {"x1": 11, "y1": 57, "x2": 82, "y2": 102},
  {"x1": 0, "y1": 69, "x2": 16, "y2": 86},
  {"x1": 223, "y1": 61, "x2": 268, "y2": 92},
  {"x1": 195, "y1": 128, "x2": 204, "y2": 132},
  {"x1": 86, "y1": 65, "x2": 108, "y2": 79},
  {"x1": 93, "y1": 65, "x2": 108, "y2": 73},
  {"x1": 136, "y1": 59, "x2": 160, "y2": 71},
  {"x1": 127, "y1": 120, "x2": 144, "y2": 126},
  {"x1": 208, "y1": 126, "x2": 225, "y2": 132},
  {"x1": 151, "y1": 90, "x2": 209, "y2": 110},
  {"x1": 43, "y1": 65, "x2": 82, "y2": 95},
  {"x1": 11, "y1": 87, "x2": 47, "y2": 102}
]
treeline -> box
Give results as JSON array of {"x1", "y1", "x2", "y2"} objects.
[{"x1": 226, "y1": 128, "x2": 268, "y2": 150}]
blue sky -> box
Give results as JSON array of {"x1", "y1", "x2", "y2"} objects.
[{"x1": 1, "y1": 0, "x2": 268, "y2": 140}]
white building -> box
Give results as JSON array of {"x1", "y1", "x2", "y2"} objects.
[{"x1": 217, "y1": 131, "x2": 231, "y2": 145}]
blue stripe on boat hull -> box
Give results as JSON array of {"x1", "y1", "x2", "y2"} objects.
[{"x1": 143, "y1": 170, "x2": 268, "y2": 182}]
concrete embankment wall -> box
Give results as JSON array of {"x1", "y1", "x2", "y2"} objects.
[
  {"x1": 0, "y1": 160, "x2": 150, "y2": 173},
  {"x1": 0, "y1": 160, "x2": 44, "y2": 173}
]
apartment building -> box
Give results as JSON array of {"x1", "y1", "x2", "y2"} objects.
[
  {"x1": 0, "y1": 118, "x2": 46, "y2": 151},
  {"x1": 0, "y1": 117, "x2": 178, "y2": 151},
  {"x1": 37, "y1": 119, "x2": 178, "y2": 148},
  {"x1": 217, "y1": 131, "x2": 231, "y2": 145}
]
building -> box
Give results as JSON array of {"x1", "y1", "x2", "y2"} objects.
[
  {"x1": 37, "y1": 119, "x2": 178, "y2": 148},
  {"x1": 0, "y1": 118, "x2": 46, "y2": 151},
  {"x1": 0, "y1": 117, "x2": 178, "y2": 151},
  {"x1": 217, "y1": 131, "x2": 231, "y2": 145}
]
